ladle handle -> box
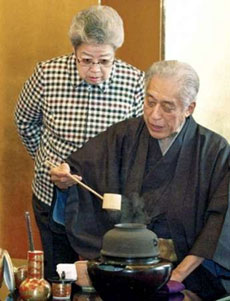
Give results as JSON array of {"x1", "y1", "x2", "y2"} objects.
[{"x1": 46, "y1": 160, "x2": 104, "y2": 200}]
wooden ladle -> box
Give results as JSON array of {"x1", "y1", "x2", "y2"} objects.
[{"x1": 46, "y1": 161, "x2": 122, "y2": 210}]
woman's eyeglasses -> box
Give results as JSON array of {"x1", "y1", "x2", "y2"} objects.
[{"x1": 77, "y1": 57, "x2": 114, "y2": 68}]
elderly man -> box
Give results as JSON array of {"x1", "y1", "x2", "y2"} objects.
[{"x1": 51, "y1": 60, "x2": 230, "y2": 299}]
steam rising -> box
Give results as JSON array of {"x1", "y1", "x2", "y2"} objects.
[{"x1": 120, "y1": 193, "x2": 151, "y2": 224}]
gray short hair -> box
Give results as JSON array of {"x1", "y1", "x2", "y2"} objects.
[
  {"x1": 145, "y1": 60, "x2": 200, "y2": 108},
  {"x1": 69, "y1": 5, "x2": 124, "y2": 50}
]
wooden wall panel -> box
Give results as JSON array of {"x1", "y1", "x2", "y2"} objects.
[
  {"x1": 0, "y1": 0, "x2": 162, "y2": 259},
  {"x1": 102, "y1": 0, "x2": 162, "y2": 71},
  {"x1": 0, "y1": 0, "x2": 97, "y2": 259}
]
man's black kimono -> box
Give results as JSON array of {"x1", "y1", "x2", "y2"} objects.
[{"x1": 62, "y1": 116, "x2": 230, "y2": 298}]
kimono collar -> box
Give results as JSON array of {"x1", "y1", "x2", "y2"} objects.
[{"x1": 158, "y1": 119, "x2": 186, "y2": 155}]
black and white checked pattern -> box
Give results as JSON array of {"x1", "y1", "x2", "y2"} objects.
[{"x1": 15, "y1": 53, "x2": 145, "y2": 206}]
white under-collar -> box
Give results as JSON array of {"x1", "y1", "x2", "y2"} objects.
[{"x1": 158, "y1": 120, "x2": 186, "y2": 155}]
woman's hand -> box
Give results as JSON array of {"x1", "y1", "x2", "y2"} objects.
[{"x1": 50, "y1": 163, "x2": 82, "y2": 189}]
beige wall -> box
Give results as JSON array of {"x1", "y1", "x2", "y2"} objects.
[
  {"x1": 164, "y1": 0, "x2": 230, "y2": 142},
  {"x1": 0, "y1": 0, "x2": 97, "y2": 258}
]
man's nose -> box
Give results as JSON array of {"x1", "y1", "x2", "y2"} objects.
[{"x1": 150, "y1": 104, "x2": 162, "y2": 119}]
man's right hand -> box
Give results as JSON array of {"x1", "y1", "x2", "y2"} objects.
[{"x1": 50, "y1": 163, "x2": 82, "y2": 189}]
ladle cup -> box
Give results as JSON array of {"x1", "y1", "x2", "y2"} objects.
[
  {"x1": 46, "y1": 161, "x2": 122, "y2": 210},
  {"x1": 102, "y1": 193, "x2": 121, "y2": 210}
]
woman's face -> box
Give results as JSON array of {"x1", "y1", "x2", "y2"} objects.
[{"x1": 75, "y1": 43, "x2": 115, "y2": 85}]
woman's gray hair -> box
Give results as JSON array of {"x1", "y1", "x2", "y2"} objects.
[
  {"x1": 145, "y1": 60, "x2": 200, "y2": 108},
  {"x1": 69, "y1": 5, "x2": 124, "y2": 50}
]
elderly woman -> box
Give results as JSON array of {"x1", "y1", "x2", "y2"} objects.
[{"x1": 15, "y1": 5, "x2": 144, "y2": 279}]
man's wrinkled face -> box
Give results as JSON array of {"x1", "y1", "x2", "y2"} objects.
[
  {"x1": 75, "y1": 43, "x2": 115, "y2": 85},
  {"x1": 144, "y1": 76, "x2": 195, "y2": 139}
]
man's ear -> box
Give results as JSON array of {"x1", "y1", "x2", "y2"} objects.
[{"x1": 185, "y1": 101, "x2": 196, "y2": 117}]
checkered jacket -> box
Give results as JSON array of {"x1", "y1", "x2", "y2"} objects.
[{"x1": 15, "y1": 53, "x2": 145, "y2": 206}]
